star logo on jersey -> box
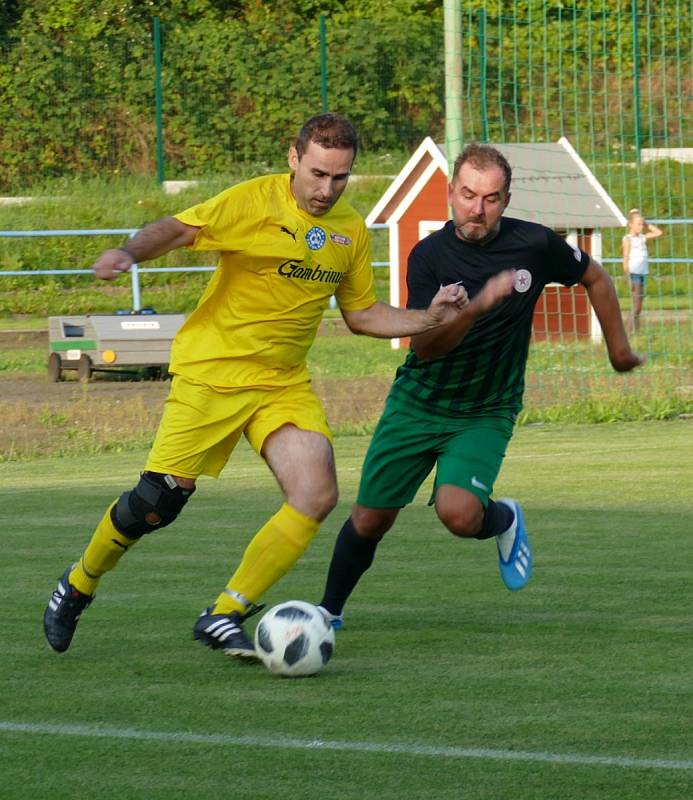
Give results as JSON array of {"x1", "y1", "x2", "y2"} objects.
[
  {"x1": 513, "y1": 269, "x2": 532, "y2": 293},
  {"x1": 305, "y1": 226, "x2": 327, "y2": 251}
]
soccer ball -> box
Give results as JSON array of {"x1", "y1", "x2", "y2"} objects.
[{"x1": 254, "y1": 600, "x2": 336, "y2": 677}]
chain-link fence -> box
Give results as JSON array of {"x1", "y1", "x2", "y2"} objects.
[
  {"x1": 0, "y1": 16, "x2": 445, "y2": 187},
  {"x1": 456, "y1": 2, "x2": 691, "y2": 411},
  {"x1": 0, "y1": 4, "x2": 691, "y2": 414}
]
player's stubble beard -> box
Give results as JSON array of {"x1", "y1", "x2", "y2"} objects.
[{"x1": 454, "y1": 217, "x2": 502, "y2": 246}]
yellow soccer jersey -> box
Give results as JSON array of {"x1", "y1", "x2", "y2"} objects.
[{"x1": 169, "y1": 173, "x2": 376, "y2": 387}]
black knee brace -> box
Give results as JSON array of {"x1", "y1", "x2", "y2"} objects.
[{"x1": 111, "y1": 471, "x2": 196, "y2": 538}]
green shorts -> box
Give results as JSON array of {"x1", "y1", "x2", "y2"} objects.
[{"x1": 357, "y1": 403, "x2": 515, "y2": 509}]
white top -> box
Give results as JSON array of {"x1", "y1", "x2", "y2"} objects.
[{"x1": 624, "y1": 233, "x2": 649, "y2": 275}]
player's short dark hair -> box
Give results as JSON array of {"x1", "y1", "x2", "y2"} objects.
[
  {"x1": 294, "y1": 113, "x2": 359, "y2": 161},
  {"x1": 453, "y1": 143, "x2": 512, "y2": 195}
]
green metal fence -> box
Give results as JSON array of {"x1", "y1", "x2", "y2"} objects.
[
  {"x1": 0, "y1": 5, "x2": 691, "y2": 414},
  {"x1": 456, "y1": 1, "x2": 691, "y2": 412},
  {"x1": 0, "y1": 16, "x2": 446, "y2": 187}
]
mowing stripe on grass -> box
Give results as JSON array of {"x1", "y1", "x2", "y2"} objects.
[{"x1": 1, "y1": 721, "x2": 691, "y2": 771}]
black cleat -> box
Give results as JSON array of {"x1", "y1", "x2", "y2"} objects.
[
  {"x1": 193, "y1": 605, "x2": 264, "y2": 660},
  {"x1": 43, "y1": 567, "x2": 94, "y2": 653}
]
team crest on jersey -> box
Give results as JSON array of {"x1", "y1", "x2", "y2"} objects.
[
  {"x1": 513, "y1": 269, "x2": 532, "y2": 293},
  {"x1": 330, "y1": 232, "x2": 351, "y2": 246},
  {"x1": 305, "y1": 226, "x2": 327, "y2": 250}
]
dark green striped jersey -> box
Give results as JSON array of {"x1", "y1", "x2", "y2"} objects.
[{"x1": 388, "y1": 218, "x2": 589, "y2": 419}]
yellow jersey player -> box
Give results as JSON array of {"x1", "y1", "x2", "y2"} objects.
[{"x1": 43, "y1": 113, "x2": 467, "y2": 659}]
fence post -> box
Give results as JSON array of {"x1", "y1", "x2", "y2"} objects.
[
  {"x1": 589, "y1": 231, "x2": 603, "y2": 343},
  {"x1": 130, "y1": 262, "x2": 142, "y2": 311},
  {"x1": 444, "y1": 0, "x2": 463, "y2": 175},
  {"x1": 320, "y1": 15, "x2": 328, "y2": 112},
  {"x1": 126, "y1": 231, "x2": 143, "y2": 310},
  {"x1": 154, "y1": 17, "x2": 165, "y2": 184},
  {"x1": 479, "y1": 9, "x2": 488, "y2": 142},
  {"x1": 631, "y1": 2, "x2": 641, "y2": 163}
]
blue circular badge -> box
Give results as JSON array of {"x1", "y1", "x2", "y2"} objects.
[{"x1": 305, "y1": 226, "x2": 327, "y2": 251}]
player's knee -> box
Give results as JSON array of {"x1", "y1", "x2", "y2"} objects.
[
  {"x1": 111, "y1": 471, "x2": 196, "y2": 538},
  {"x1": 289, "y1": 479, "x2": 338, "y2": 521},
  {"x1": 313, "y1": 484, "x2": 339, "y2": 521},
  {"x1": 352, "y1": 506, "x2": 397, "y2": 539},
  {"x1": 322, "y1": 494, "x2": 339, "y2": 520},
  {"x1": 436, "y1": 502, "x2": 483, "y2": 538}
]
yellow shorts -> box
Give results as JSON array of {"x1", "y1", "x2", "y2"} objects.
[{"x1": 145, "y1": 375, "x2": 333, "y2": 479}]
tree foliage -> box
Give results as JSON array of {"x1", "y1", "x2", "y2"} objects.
[
  {"x1": 0, "y1": 0, "x2": 444, "y2": 188},
  {"x1": 0, "y1": 0, "x2": 689, "y2": 190}
]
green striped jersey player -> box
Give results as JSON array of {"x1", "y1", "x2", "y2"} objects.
[{"x1": 318, "y1": 142, "x2": 644, "y2": 632}]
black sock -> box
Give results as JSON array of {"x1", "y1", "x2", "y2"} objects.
[
  {"x1": 474, "y1": 499, "x2": 514, "y2": 540},
  {"x1": 319, "y1": 517, "x2": 380, "y2": 616}
]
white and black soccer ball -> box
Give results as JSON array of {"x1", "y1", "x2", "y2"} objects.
[{"x1": 254, "y1": 600, "x2": 335, "y2": 677}]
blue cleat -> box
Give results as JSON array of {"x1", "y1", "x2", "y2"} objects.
[
  {"x1": 496, "y1": 498, "x2": 532, "y2": 591},
  {"x1": 317, "y1": 605, "x2": 344, "y2": 631}
]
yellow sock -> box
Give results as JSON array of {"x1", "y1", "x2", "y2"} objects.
[
  {"x1": 68, "y1": 502, "x2": 139, "y2": 595},
  {"x1": 212, "y1": 503, "x2": 320, "y2": 615}
]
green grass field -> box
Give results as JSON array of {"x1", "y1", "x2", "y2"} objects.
[{"x1": 2, "y1": 422, "x2": 692, "y2": 799}]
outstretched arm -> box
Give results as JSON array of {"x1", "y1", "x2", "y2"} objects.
[
  {"x1": 340, "y1": 283, "x2": 468, "y2": 339},
  {"x1": 92, "y1": 216, "x2": 200, "y2": 281},
  {"x1": 581, "y1": 258, "x2": 644, "y2": 372}
]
